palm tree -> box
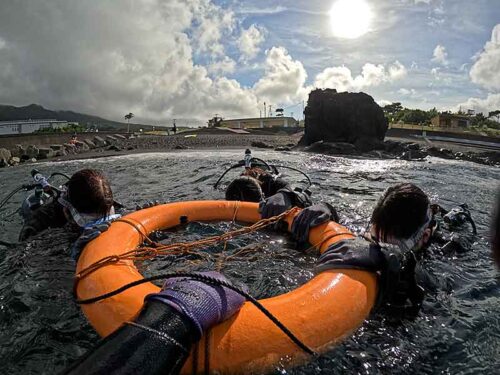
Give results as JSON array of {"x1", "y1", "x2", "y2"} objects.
[{"x1": 124, "y1": 113, "x2": 134, "y2": 133}]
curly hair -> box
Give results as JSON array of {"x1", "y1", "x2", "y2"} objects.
[{"x1": 67, "y1": 169, "x2": 114, "y2": 216}]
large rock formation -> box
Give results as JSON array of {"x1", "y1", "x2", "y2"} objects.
[{"x1": 302, "y1": 89, "x2": 388, "y2": 147}]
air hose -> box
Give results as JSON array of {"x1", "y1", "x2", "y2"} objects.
[{"x1": 75, "y1": 272, "x2": 317, "y2": 356}]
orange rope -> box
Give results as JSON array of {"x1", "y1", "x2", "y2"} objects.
[{"x1": 75, "y1": 207, "x2": 299, "y2": 285}]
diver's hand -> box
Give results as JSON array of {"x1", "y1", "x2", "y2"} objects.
[
  {"x1": 146, "y1": 272, "x2": 246, "y2": 338},
  {"x1": 291, "y1": 203, "x2": 339, "y2": 244},
  {"x1": 136, "y1": 200, "x2": 161, "y2": 210},
  {"x1": 259, "y1": 192, "x2": 293, "y2": 219},
  {"x1": 70, "y1": 223, "x2": 110, "y2": 261}
]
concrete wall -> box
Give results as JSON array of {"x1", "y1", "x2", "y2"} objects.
[{"x1": 386, "y1": 127, "x2": 500, "y2": 144}]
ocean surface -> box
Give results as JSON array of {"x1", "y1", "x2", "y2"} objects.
[{"x1": 0, "y1": 150, "x2": 499, "y2": 374}]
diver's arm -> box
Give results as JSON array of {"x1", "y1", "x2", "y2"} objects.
[
  {"x1": 19, "y1": 201, "x2": 66, "y2": 241},
  {"x1": 63, "y1": 301, "x2": 195, "y2": 375}
]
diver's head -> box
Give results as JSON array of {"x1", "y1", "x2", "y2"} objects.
[
  {"x1": 59, "y1": 169, "x2": 114, "y2": 227},
  {"x1": 225, "y1": 176, "x2": 264, "y2": 202},
  {"x1": 370, "y1": 183, "x2": 432, "y2": 251}
]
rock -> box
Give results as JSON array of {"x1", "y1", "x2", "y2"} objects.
[
  {"x1": 29, "y1": 158, "x2": 37, "y2": 163},
  {"x1": 50, "y1": 144, "x2": 65, "y2": 151},
  {"x1": 305, "y1": 140, "x2": 358, "y2": 155},
  {"x1": 9, "y1": 157, "x2": 20, "y2": 166},
  {"x1": 274, "y1": 146, "x2": 291, "y2": 151},
  {"x1": 406, "y1": 143, "x2": 420, "y2": 151},
  {"x1": 126, "y1": 145, "x2": 136, "y2": 150},
  {"x1": 37, "y1": 148, "x2": 55, "y2": 159},
  {"x1": 302, "y1": 89, "x2": 388, "y2": 145},
  {"x1": 354, "y1": 138, "x2": 385, "y2": 153},
  {"x1": 400, "y1": 149, "x2": 427, "y2": 161},
  {"x1": 25, "y1": 145, "x2": 39, "y2": 159},
  {"x1": 251, "y1": 141, "x2": 273, "y2": 149},
  {"x1": 94, "y1": 136, "x2": 107, "y2": 147},
  {"x1": 175, "y1": 144, "x2": 188, "y2": 150},
  {"x1": 114, "y1": 134, "x2": 127, "y2": 140},
  {"x1": 74, "y1": 141, "x2": 90, "y2": 152},
  {"x1": 0, "y1": 148, "x2": 12, "y2": 167},
  {"x1": 106, "y1": 145, "x2": 122, "y2": 151},
  {"x1": 383, "y1": 140, "x2": 406, "y2": 154},
  {"x1": 106, "y1": 135, "x2": 118, "y2": 144},
  {"x1": 84, "y1": 139, "x2": 96, "y2": 149},
  {"x1": 64, "y1": 143, "x2": 77, "y2": 154},
  {"x1": 10, "y1": 144, "x2": 25, "y2": 158},
  {"x1": 426, "y1": 147, "x2": 454, "y2": 159}
]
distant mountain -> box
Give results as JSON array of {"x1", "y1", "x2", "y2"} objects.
[{"x1": 0, "y1": 104, "x2": 147, "y2": 131}]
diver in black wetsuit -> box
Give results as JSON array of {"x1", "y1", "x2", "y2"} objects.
[
  {"x1": 64, "y1": 272, "x2": 245, "y2": 375},
  {"x1": 260, "y1": 183, "x2": 477, "y2": 313},
  {"x1": 19, "y1": 169, "x2": 122, "y2": 259}
]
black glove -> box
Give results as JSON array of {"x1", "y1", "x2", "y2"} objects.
[
  {"x1": 259, "y1": 191, "x2": 293, "y2": 219},
  {"x1": 291, "y1": 202, "x2": 339, "y2": 244}
]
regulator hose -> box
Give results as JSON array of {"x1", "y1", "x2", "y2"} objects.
[{"x1": 75, "y1": 272, "x2": 317, "y2": 356}]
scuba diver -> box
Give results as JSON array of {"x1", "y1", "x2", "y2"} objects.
[
  {"x1": 217, "y1": 149, "x2": 313, "y2": 207},
  {"x1": 14, "y1": 169, "x2": 121, "y2": 259},
  {"x1": 64, "y1": 272, "x2": 245, "y2": 375},
  {"x1": 261, "y1": 183, "x2": 477, "y2": 314}
]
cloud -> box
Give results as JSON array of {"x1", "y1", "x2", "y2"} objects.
[
  {"x1": 253, "y1": 47, "x2": 308, "y2": 104},
  {"x1": 470, "y1": 24, "x2": 500, "y2": 91},
  {"x1": 313, "y1": 61, "x2": 407, "y2": 92},
  {"x1": 207, "y1": 57, "x2": 236, "y2": 75},
  {"x1": 455, "y1": 93, "x2": 500, "y2": 115},
  {"x1": 238, "y1": 24, "x2": 266, "y2": 61},
  {"x1": 0, "y1": 0, "x2": 258, "y2": 122},
  {"x1": 399, "y1": 88, "x2": 417, "y2": 96},
  {"x1": 432, "y1": 44, "x2": 449, "y2": 65}
]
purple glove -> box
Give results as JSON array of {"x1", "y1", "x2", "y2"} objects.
[
  {"x1": 259, "y1": 191, "x2": 293, "y2": 219},
  {"x1": 146, "y1": 272, "x2": 245, "y2": 338},
  {"x1": 291, "y1": 203, "x2": 339, "y2": 244}
]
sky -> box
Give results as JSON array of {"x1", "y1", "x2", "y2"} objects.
[{"x1": 0, "y1": 0, "x2": 499, "y2": 125}]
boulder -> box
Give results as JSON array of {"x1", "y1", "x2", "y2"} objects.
[
  {"x1": 24, "y1": 145, "x2": 39, "y2": 159},
  {"x1": 94, "y1": 136, "x2": 107, "y2": 147},
  {"x1": 304, "y1": 140, "x2": 358, "y2": 156},
  {"x1": 426, "y1": 147, "x2": 454, "y2": 159},
  {"x1": 354, "y1": 138, "x2": 385, "y2": 153},
  {"x1": 9, "y1": 157, "x2": 20, "y2": 166},
  {"x1": 50, "y1": 144, "x2": 65, "y2": 151},
  {"x1": 74, "y1": 141, "x2": 90, "y2": 152},
  {"x1": 302, "y1": 89, "x2": 388, "y2": 145},
  {"x1": 0, "y1": 148, "x2": 12, "y2": 167},
  {"x1": 251, "y1": 141, "x2": 273, "y2": 149},
  {"x1": 10, "y1": 144, "x2": 25, "y2": 158},
  {"x1": 64, "y1": 143, "x2": 77, "y2": 154},
  {"x1": 37, "y1": 148, "x2": 55, "y2": 159},
  {"x1": 106, "y1": 145, "x2": 122, "y2": 151},
  {"x1": 106, "y1": 135, "x2": 118, "y2": 144},
  {"x1": 84, "y1": 139, "x2": 96, "y2": 149},
  {"x1": 114, "y1": 134, "x2": 127, "y2": 140}
]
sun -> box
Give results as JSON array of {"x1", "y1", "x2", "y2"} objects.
[{"x1": 329, "y1": 0, "x2": 373, "y2": 39}]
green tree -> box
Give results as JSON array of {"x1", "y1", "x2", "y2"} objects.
[{"x1": 124, "y1": 113, "x2": 134, "y2": 133}]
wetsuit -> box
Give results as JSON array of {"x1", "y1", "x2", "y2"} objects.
[
  {"x1": 19, "y1": 201, "x2": 69, "y2": 241},
  {"x1": 64, "y1": 301, "x2": 196, "y2": 375}
]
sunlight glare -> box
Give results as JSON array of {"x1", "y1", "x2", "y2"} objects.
[{"x1": 330, "y1": 0, "x2": 373, "y2": 39}]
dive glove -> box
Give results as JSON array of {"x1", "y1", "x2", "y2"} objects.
[
  {"x1": 146, "y1": 271, "x2": 246, "y2": 338},
  {"x1": 291, "y1": 202, "x2": 340, "y2": 244},
  {"x1": 259, "y1": 188, "x2": 312, "y2": 219}
]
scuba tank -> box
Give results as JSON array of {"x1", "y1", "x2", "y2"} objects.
[{"x1": 20, "y1": 170, "x2": 60, "y2": 221}]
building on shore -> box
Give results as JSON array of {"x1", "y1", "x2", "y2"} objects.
[
  {"x1": 431, "y1": 113, "x2": 471, "y2": 128},
  {"x1": 0, "y1": 119, "x2": 72, "y2": 135},
  {"x1": 216, "y1": 116, "x2": 299, "y2": 129}
]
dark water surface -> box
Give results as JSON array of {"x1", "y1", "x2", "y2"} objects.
[{"x1": 0, "y1": 150, "x2": 499, "y2": 374}]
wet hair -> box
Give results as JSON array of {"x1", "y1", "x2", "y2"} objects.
[
  {"x1": 66, "y1": 169, "x2": 114, "y2": 216},
  {"x1": 370, "y1": 183, "x2": 430, "y2": 242},
  {"x1": 225, "y1": 176, "x2": 264, "y2": 202}
]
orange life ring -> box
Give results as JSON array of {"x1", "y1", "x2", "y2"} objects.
[{"x1": 76, "y1": 201, "x2": 377, "y2": 374}]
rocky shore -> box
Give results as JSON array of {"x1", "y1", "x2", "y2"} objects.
[
  {"x1": 0, "y1": 133, "x2": 298, "y2": 167},
  {"x1": 0, "y1": 131, "x2": 498, "y2": 169}
]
